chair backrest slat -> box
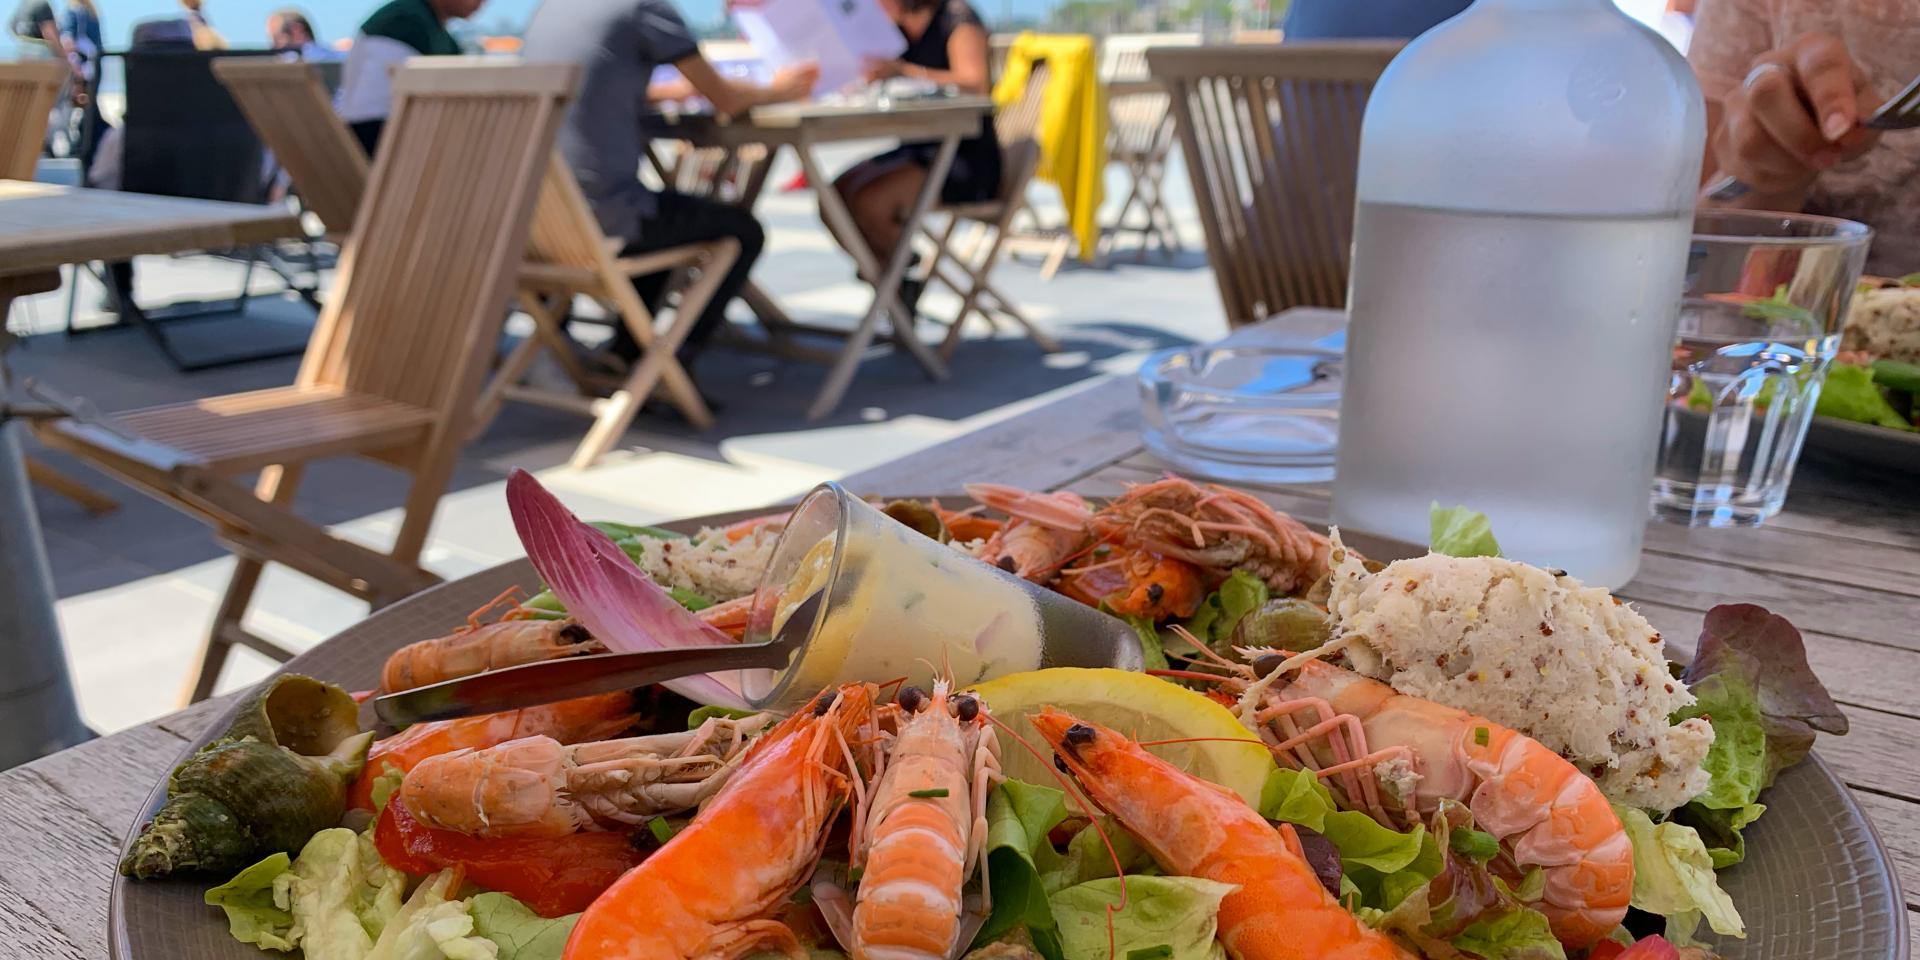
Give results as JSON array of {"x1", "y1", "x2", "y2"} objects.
[
  {"x1": 213, "y1": 58, "x2": 369, "y2": 236},
  {"x1": 996, "y1": 61, "x2": 1051, "y2": 146},
  {"x1": 300, "y1": 59, "x2": 576, "y2": 424},
  {"x1": 0, "y1": 61, "x2": 70, "y2": 180},
  {"x1": 1149, "y1": 42, "x2": 1400, "y2": 326},
  {"x1": 525, "y1": 154, "x2": 618, "y2": 275}
]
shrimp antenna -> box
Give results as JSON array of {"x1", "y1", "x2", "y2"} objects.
[
  {"x1": 1168, "y1": 624, "x2": 1239, "y2": 670},
  {"x1": 984, "y1": 713, "x2": 1130, "y2": 960}
]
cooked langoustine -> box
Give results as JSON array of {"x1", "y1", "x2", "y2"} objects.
[
  {"x1": 380, "y1": 618, "x2": 605, "y2": 694},
  {"x1": 1094, "y1": 476, "x2": 1334, "y2": 595},
  {"x1": 833, "y1": 681, "x2": 1002, "y2": 960},
  {"x1": 1029, "y1": 708, "x2": 1416, "y2": 960},
  {"x1": 1225, "y1": 650, "x2": 1633, "y2": 949},
  {"x1": 964, "y1": 484, "x2": 1093, "y2": 581},
  {"x1": 347, "y1": 690, "x2": 639, "y2": 810},
  {"x1": 564, "y1": 684, "x2": 877, "y2": 960},
  {"x1": 399, "y1": 712, "x2": 773, "y2": 839}
]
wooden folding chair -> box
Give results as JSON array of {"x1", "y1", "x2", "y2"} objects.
[
  {"x1": 1151, "y1": 43, "x2": 1400, "y2": 326},
  {"x1": 212, "y1": 57, "x2": 368, "y2": 242},
  {"x1": 0, "y1": 60, "x2": 68, "y2": 181},
  {"x1": 34, "y1": 60, "x2": 578, "y2": 703},
  {"x1": 472, "y1": 156, "x2": 737, "y2": 468},
  {"x1": 917, "y1": 63, "x2": 1062, "y2": 361},
  {"x1": 1098, "y1": 49, "x2": 1181, "y2": 262}
]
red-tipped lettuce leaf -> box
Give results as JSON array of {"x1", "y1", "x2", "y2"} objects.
[
  {"x1": 1680, "y1": 603, "x2": 1847, "y2": 779},
  {"x1": 506, "y1": 470, "x2": 747, "y2": 708}
]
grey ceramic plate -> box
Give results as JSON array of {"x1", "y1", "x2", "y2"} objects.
[
  {"x1": 1803, "y1": 415, "x2": 1920, "y2": 474},
  {"x1": 110, "y1": 505, "x2": 1907, "y2": 960}
]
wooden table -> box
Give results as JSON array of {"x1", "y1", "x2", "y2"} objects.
[
  {"x1": 2, "y1": 308, "x2": 1915, "y2": 956},
  {"x1": 0, "y1": 180, "x2": 304, "y2": 371},
  {"x1": 655, "y1": 98, "x2": 994, "y2": 420},
  {"x1": 0, "y1": 181, "x2": 301, "y2": 776}
]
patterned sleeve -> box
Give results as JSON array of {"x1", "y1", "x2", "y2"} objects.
[
  {"x1": 944, "y1": 0, "x2": 986, "y2": 30},
  {"x1": 1687, "y1": 0, "x2": 1778, "y2": 102}
]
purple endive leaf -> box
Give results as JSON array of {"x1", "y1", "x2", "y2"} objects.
[{"x1": 506, "y1": 470, "x2": 748, "y2": 709}]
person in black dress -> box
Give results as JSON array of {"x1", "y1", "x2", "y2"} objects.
[{"x1": 828, "y1": 0, "x2": 999, "y2": 294}]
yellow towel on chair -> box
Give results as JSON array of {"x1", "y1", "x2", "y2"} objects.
[{"x1": 993, "y1": 33, "x2": 1106, "y2": 262}]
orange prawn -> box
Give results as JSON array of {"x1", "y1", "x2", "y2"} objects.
[
  {"x1": 564, "y1": 684, "x2": 877, "y2": 959},
  {"x1": 1030, "y1": 708, "x2": 1416, "y2": 960},
  {"x1": 1247, "y1": 657, "x2": 1632, "y2": 948},
  {"x1": 347, "y1": 690, "x2": 637, "y2": 810},
  {"x1": 828, "y1": 681, "x2": 1001, "y2": 960}
]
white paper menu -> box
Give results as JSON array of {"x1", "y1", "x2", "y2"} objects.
[{"x1": 731, "y1": 0, "x2": 907, "y2": 97}]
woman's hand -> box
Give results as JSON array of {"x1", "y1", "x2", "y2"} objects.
[
  {"x1": 1710, "y1": 32, "x2": 1881, "y2": 197},
  {"x1": 861, "y1": 57, "x2": 903, "y2": 84}
]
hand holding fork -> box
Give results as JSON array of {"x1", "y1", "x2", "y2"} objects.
[{"x1": 1704, "y1": 32, "x2": 1919, "y2": 203}]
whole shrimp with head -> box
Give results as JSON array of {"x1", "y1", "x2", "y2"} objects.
[
  {"x1": 565, "y1": 684, "x2": 876, "y2": 960},
  {"x1": 400, "y1": 711, "x2": 772, "y2": 838},
  {"x1": 1030, "y1": 708, "x2": 1416, "y2": 960},
  {"x1": 816, "y1": 681, "x2": 1002, "y2": 960},
  {"x1": 1202, "y1": 646, "x2": 1632, "y2": 949},
  {"x1": 1094, "y1": 476, "x2": 1334, "y2": 595}
]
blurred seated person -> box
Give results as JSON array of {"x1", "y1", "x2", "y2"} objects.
[
  {"x1": 337, "y1": 0, "x2": 481, "y2": 155},
  {"x1": 179, "y1": 0, "x2": 225, "y2": 49},
  {"x1": 1690, "y1": 0, "x2": 1920, "y2": 275},
  {"x1": 828, "y1": 0, "x2": 997, "y2": 309},
  {"x1": 269, "y1": 8, "x2": 341, "y2": 61},
  {"x1": 521, "y1": 0, "x2": 816, "y2": 372},
  {"x1": 1280, "y1": 0, "x2": 1469, "y2": 40}
]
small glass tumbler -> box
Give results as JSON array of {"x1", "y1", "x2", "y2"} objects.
[
  {"x1": 739, "y1": 484, "x2": 1142, "y2": 711},
  {"x1": 1651, "y1": 210, "x2": 1870, "y2": 527}
]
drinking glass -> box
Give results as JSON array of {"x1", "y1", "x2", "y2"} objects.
[
  {"x1": 739, "y1": 484, "x2": 1142, "y2": 710},
  {"x1": 1651, "y1": 210, "x2": 1870, "y2": 527}
]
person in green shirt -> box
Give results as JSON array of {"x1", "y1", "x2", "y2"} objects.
[{"x1": 337, "y1": 0, "x2": 482, "y2": 154}]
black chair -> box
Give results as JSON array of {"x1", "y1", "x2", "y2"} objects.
[{"x1": 78, "y1": 45, "x2": 311, "y2": 371}]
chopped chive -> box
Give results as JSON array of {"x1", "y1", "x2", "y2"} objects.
[
  {"x1": 1094, "y1": 544, "x2": 1112, "y2": 558},
  {"x1": 647, "y1": 818, "x2": 678, "y2": 844},
  {"x1": 1127, "y1": 946, "x2": 1173, "y2": 960},
  {"x1": 847, "y1": 865, "x2": 864, "y2": 883},
  {"x1": 1473, "y1": 726, "x2": 1490, "y2": 747},
  {"x1": 790, "y1": 885, "x2": 814, "y2": 904},
  {"x1": 907, "y1": 788, "x2": 950, "y2": 799}
]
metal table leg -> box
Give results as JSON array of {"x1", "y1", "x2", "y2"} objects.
[
  {"x1": 797, "y1": 133, "x2": 956, "y2": 421},
  {"x1": 0, "y1": 273, "x2": 93, "y2": 769}
]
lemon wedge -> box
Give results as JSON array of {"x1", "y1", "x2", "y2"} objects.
[{"x1": 968, "y1": 668, "x2": 1275, "y2": 807}]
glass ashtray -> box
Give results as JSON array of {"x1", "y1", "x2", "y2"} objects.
[{"x1": 1138, "y1": 344, "x2": 1343, "y2": 484}]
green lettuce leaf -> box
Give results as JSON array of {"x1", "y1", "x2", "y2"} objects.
[
  {"x1": 366, "y1": 869, "x2": 494, "y2": 960},
  {"x1": 1615, "y1": 805, "x2": 1744, "y2": 943},
  {"x1": 1450, "y1": 904, "x2": 1566, "y2": 960},
  {"x1": 1120, "y1": 613, "x2": 1171, "y2": 672},
  {"x1": 1257, "y1": 768, "x2": 1435, "y2": 910},
  {"x1": 1039, "y1": 815, "x2": 1152, "y2": 893},
  {"x1": 205, "y1": 853, "x2": 296, "y2": 951},
  {"x1": 523, "y1": 523, "x2": 711, "y2": 616},
  {"x1": 1817, "y1": 363, "x2": 1914, "y2": 430},
  {"x1": 1051, "y1": 876, "x2": 1235, "y2": 960},
  {"x1": 589, "y1": 521, "x2": 686, "y2": 543},
  {"x1": 972, "y1": 780, "x2": 1070, "y2": 959},
  {"x1": 1429, "y1": 504, "x2": 1501, "y2": 558},
  {"x1": 274, "y1": 827, "x2": 409, "y2": 960},
  {"x1": 1184, "y1": 571, "x2": 1269, "y2": 646},
  {"x1": 685, "y1": 705, "x2": 758, "y2": 730},
  {"x1": 1684, "y1": 802, "x2": 1766, "y2": 870},
  {"x1": 466, "y1": 894, "x2": 579, "y2": 960}
]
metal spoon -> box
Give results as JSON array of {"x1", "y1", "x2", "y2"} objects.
[{"x1": 372, "y1": 591, "x2": 824, "y2": 726}]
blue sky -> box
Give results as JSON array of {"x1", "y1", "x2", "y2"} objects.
[{"x1": 43, "y1": 0, "x2": 1050, "y2": 47}]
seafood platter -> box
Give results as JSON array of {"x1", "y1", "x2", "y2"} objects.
[{"x1": 112, "y1": 471, "x2": 1903, "y2": 960}]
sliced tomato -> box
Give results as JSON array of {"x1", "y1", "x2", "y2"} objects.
[{"x1": 372, "y1": 799, "x2": 645, "y2": 917}]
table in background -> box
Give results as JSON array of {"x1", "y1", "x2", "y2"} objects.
[
  {"x1": 1, "y1": 307, "x2": 1914, "y2": 956},
  {"x1": 656, "y1": 98, "x2": 993, "y2": 420}
]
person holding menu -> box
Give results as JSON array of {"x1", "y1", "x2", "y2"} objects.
[{"x1": 827, "y1": 0, "x2": 999, "y2": 312}]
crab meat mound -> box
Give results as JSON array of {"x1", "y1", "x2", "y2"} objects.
[{"x1": 1324, "y1": 532, "x2": 1714, "y2": 812}]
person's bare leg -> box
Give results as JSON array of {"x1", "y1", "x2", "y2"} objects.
[{"x1": 850, "y1": 164, "x2": 932, "y2": 268}]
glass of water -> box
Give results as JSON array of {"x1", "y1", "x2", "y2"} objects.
[{"x1": 1651, "y1": 210, "x2": 1870, "y2": 527}]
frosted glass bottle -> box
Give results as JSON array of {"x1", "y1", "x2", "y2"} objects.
[{"x1": 1331, "y1": 0, "x2": 1706, "y2": 588}]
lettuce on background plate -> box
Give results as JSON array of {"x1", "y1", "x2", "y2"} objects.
[
  {"x1": 1429, "y1": 503, "x2": 1502, "y2": 559},
  {"x1": 1614, "y1": 805, "x2": 1744, "y2": 944}
]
